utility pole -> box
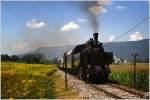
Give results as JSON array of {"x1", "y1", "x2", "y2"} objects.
[
  {"x1": 131, "y1": 52, "x2": 139, "y2": 88},
  {"x1": 71, "y1": 54, "x2": 74, "y2": 73},
  {"x1": 64, "y1": 52, "x2": 68, "y2": 90},
  {"x1": 63, "y1": 55, "x2": 65, "y2": 69}
]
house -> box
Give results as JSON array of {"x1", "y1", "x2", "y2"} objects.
[{"x1": 113, "y1": 55, "x2": 121, "y2": 64}]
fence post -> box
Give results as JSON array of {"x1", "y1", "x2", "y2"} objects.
[
  {"x1": 63, "y1": 55, "x2": 65, "y2": 68},
  {"x1": 131, "y1": 52, "x2": 139, "y2": 88},
  {"x1": 64, "y1": 52, "x2": 68, "y2": 90},
  {"x1": 71, "y1": 54, "x2": 74, "y2": 72}
]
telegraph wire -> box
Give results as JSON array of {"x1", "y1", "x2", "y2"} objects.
[{"x1": 114, "y1": 16, "x2": 149, "y2": 41}]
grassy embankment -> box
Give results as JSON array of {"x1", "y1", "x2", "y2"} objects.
[
  {"x1": 109, "y1": 63, "x2": 149, "y2": 91},
  {"x1": 1, "y1": 61, "x2": 80, "y2": 99}
]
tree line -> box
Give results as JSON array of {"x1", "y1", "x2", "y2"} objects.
[{"x1": 1, "y1": 53, "x2": 57, "y2": 64}]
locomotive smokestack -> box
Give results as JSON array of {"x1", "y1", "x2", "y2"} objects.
[{"x1": 93, "y1": 33, "x2": 98, "y2": 46}]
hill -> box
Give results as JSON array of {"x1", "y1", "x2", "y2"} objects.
[
  {"x1": 103, "y1": 39, "x2": 149, "y2": 61},
  {"x1": 20, "y1": 39, "x2": 149, "y2": 61}
]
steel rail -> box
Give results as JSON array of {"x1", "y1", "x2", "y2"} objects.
[
  {"x1": 91, "y1": 85, "x2": 123, "y2": 99},
  {"x1": 106, "y1": 83, "x2": 147, "y2": 99}
]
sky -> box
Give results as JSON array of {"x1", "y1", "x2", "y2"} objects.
[{"x1": 1, "y1": 0, "x2": 149, "y2": 55}]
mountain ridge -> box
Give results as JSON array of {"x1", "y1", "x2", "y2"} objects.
[{"x1": 20, "y1": 39, "x2": 149, "y2": 61}]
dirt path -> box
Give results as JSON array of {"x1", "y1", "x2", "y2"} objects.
[{"x1": 52, "y1": 70, "x2": 81, "y2": 99}]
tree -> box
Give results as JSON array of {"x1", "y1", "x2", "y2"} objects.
[
  {"x1": 11, "y1": 55, "x2": 21, "y2": 61},
  {"x1": 22, "y1": 53, "x2": 50, "y2": 64},
  {"x1": 1, "y1": 54, "x2": 11, "y2": 61},
  {"x1": 51, "y1": 57, "x2": 58, "y2": 64}
]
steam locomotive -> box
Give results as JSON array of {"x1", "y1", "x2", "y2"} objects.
[{"x1": 59, "y1": 33, "x2": 113, "y2": 83}]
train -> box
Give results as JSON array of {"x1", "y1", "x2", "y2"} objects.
[{"x1": 58, "y1": 33, "x2": 113, "y2": 83}]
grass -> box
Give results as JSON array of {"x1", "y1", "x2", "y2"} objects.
[
  {"x1": 51, "y1": 72, "x2": 81, "y2": 99},
  {"x1": 109, "y1": 63, "x2": 149, "y2": 91},
  {"x1": 110, "y1": 63, "x2": 149, "y2": 73},
  {"x1": 1, "y1": 61, "x2": 81, "y2": 99},
  {"x1": 1, "y1": 61, "x2": 57, "y2": 99}
]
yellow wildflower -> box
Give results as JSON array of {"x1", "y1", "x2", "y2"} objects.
[{"x1": 9, "y1": 97, "x2": 13, "y2": 100}]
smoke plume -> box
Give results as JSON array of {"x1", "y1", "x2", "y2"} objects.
[{"x1": 84, "y1": 1, "x2": 108, "y2": 33}]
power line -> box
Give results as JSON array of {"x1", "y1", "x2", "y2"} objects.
[{"x1": 114, "y1": 16, "x2": 149, "y2": 41}]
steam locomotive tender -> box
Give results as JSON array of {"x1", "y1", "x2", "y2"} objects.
[{"x1": 72, "y1": 33, "x2": 113, "y2": 83}]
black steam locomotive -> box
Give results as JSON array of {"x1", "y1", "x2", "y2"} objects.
[{"x1": 59, "y1": 33, "x2": 113, "y2": 83}]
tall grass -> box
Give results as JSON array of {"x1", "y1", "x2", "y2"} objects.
[
  {"x1": 109, "y1": 63, "x2": 149, "y2": 91},
  {"x1": 1, "y1": 61, "x2": 57, "y2": 99}
]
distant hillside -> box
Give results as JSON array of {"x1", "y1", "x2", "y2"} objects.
[
  {"x1": 20, "y1": 39, "x2": 149, "y2": 61},
  {"x1": 26, "y1": 45, "x2": 75, "y2": 60},
  {"x1": 103, "y1": 39, "x2": 149, "y2": 61}
]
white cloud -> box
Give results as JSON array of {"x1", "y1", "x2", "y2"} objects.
[
  {"x1": 78, "y1": 18, "x2": 87, "y2": 23},
  {"x1": 26, "y1": 19, "x2": 46, "y2": 29},
  {"x1": 61, "y1": 21, "x2": 79, "y2": 32},
  {"x1": 129, "y1": 32, "x2": 143, "y2": 41},
  {"x1": 108, "y1": 35, "x2": 116, "y2": 42},
  {"x1": 115, "y1": 5, "x2": 127, "y2": 10},
  {"x1": 89, "y1": 5, "x2": 107, "y2": 14}
]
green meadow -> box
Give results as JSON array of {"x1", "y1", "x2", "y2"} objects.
[{"x1": 109, "y1": 63, "x2": 149, "y2": 91}]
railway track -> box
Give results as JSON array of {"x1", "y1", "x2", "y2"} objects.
[
  {"x1": 58, "y1": 69, "x2": 149, "y2": 99},
  {"x1": 90, "y1": 84, "x2": 148, "y2": 99},
  {"x1": 91, "y1": 85, "x2": 123, "y2": 99},
  {"x1": 106, "y1": 83, "x2": 148, "y2": 98}
]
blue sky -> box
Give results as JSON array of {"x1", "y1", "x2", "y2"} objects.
[{"x1": 1, "y1": 1, "x2": 149, "y2": 54}]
